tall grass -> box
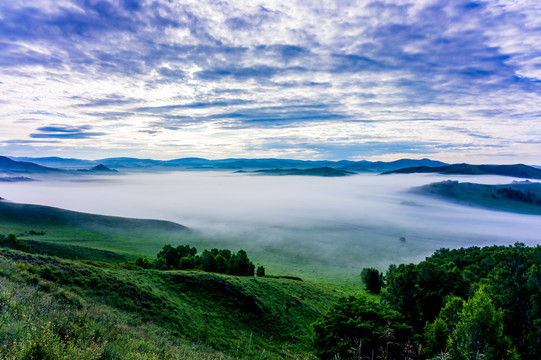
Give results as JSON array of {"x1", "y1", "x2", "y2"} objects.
[
  {"x1": 0, "y1": 248, "x2": 337, "y2": 359},
  {"x1": 0, "y1": 275, "x2": 234, "y2": 359}
]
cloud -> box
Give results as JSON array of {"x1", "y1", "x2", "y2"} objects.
[
  {"x1": 135, "y1": 99, "x2": 251, "y2": 113},
  {"x1": 244, "y1": 138, "x2": 439, "y2": 159},
  {"x1": 196, "y1": 65, "x2": 289, "y2": 81},
  {"x1": 1, "y1": 0, "x2": 541, "y2": 161},
  {"x1": 2, "y1": 139, "x2": 60, "y2": 144},
  {"x1": 74, "y1": 95, "x2": 139, "y2": 107},
  {"x1": 30, "y1": 124, "x2": 106, "y2": 139},
  {"x1": 83, "y1": 111, "x2": 135, "y2": 120}
]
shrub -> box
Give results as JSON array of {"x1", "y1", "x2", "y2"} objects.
[
  {"x1": 360, "y1": 267, "x2": 383, "y2": 293},
  {"x1": 312, "y1": 295, "x2": 413, "y2": 359}
]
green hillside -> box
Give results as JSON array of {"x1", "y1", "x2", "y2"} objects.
[
  {"x1": 0, "y1": 199, "x2": 372, "y2": 290},
  {"x1": 414, "y1": 180, "x2": 541, "y2": 215},
  {"x1": 0, "y1": 200, "x2": 342, "y2": 358},
  {"x1": 384, "y1": 163, "x2": 541, "y2": 179},
  {"x1": 0, "y1": 245, "x2": 338, "y2": 359},
  {"x1": 0, "y1": 199, "x2": 191, "y2": 257}
]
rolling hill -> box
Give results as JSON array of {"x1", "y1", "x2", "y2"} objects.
[
  {"x1": 0, "y1": 197, "x2": 340, "y2": 359},
  {"x1": 0, "y1": 156, "x2": 62, "y2": 174},
  {"x1": 234, "y1": 167, "x2": 356, "y2": 177},
  {"x1": 0, "y1": 198, "x2": 190, "y2": 257},
  {"x1": 0, "y1": 245, "x2": 338, "y2": 359},
  {"x1": 7, "y1": 155, "x2": 447, "y2": 172},
  {"x1": 384, "y1": 163, "x2": 541, "y2": 179},
  {"x1": 413, "y1": 180, "x2": 541, "y2": 215}
]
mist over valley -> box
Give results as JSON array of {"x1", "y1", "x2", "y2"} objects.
[{"x1": 2, "y1": 170, "x2": 539, "y2": 284}]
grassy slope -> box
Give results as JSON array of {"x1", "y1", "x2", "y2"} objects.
[
  {"x1": 0, "y1": 200, "x2": 193, "y2": 258},
  {"x1": 414, "y1": 180, "x2": 541, "y2": 215},
  {"x1": 0, "y1": 247, "x2": 339, "y2": 359},
  {"x1": 0, "y1": 199, "x2": 368, "y2": 292}
]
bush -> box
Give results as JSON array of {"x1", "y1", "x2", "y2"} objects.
[
  {"x1": 0, "y1": 233, "x2": 29, "y2": 251},
  {"x1": 312, "y1": 295, "x2": 413, "y2": 359},
  {"x1": 135, "y1": 257, "x2": 152, "y2": 269},
  {"x1": 360, "y1": 267, "x2": 383, "y2": 293}
]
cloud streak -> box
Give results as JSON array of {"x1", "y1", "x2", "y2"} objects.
[{"x1": 30, "y1": 124, "x2": 106, "y2": 139}]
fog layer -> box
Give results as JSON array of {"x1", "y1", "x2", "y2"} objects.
[{"x1": 2, "y1": 172, "x2": 539, "y2": 283}]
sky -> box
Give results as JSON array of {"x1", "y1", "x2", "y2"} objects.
[{"x1": 1, "y1": 0, "x2": 540, "y2": 163}]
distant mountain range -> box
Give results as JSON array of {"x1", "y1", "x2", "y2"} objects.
[
  {"x1": 7, "y1": 156, "x2": 447, "y2": 172},
  {"x1": 234, "y1": 167, "x2": 356, "y2": 177},
  {"x1": 0, "y1": 156, "x2": 116, "y2": 176},
  {"x1": 77, "y1": 164, "x2": 118, "y2": 173},
  {"x1": 0, "y1": 156, "x2": 62, "y2": 174},
  {"x1": 384, "y1": 163, "x2": 541, "y2": 180},
  {"x1": 4, "y1": 156, "x2": 541, "y2": 180}
]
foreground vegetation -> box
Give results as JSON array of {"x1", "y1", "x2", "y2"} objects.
[
  {"x1": 314, "y1": 243, "x2": 540, "y2": 360},
  {"x1": 0, "y1": 232, "x2": 339, "y2": 359},
  {"x1": 1, "y1": 199, "x2": 539, "y2": 359},
  {"x1": 3, "y1": 227, "x2": 538, "y2": 360},
  {"x1": 148, "y1": 244, "x2": 260, "y2": 276}
]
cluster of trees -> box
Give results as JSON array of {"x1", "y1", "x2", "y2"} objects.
[
  {"x1": 136, "y1": 244, "x2": 264, "y2": 277},
  {"x1": 0, "y1": 233, "x2": 28, "y2": 251},
  {"x1": 495, "y1": 187, "x2": 541, "y2": 204},
  {"x1": 314, "y1": 243, "x2": 540, "y2": 360},
  {"x1": 313, "y1": 296, "x2": 413, "y2": 359}
]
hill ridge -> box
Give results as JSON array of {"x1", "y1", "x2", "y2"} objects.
[{"x1": 384, "y1": 163, "x2": 541, "y2": 179}]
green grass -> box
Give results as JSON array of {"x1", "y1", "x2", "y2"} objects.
[
  {"x1": 0, "y1": 199, "x2": 371, "y2": 293},
  {"x1": 0, "y1": 200, "x2": 193, "y2": 259},
  {"x1": 0, "y1": 276, "x2": 232, "y2": 360},
  {"x1": 0, "y1": 247, "x2": 339, "y2": 359}
]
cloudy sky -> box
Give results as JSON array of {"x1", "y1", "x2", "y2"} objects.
[{"x1": 1, "y1": 0, "x2": 540, "y2": 162}]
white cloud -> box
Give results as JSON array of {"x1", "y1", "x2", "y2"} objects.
[{"x1": 0, "y1": 0, "x2": 540, "y2": 162}]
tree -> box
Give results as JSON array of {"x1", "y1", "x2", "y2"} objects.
[
  {"x1": 198, "y1": 250, "x2": 217, "y2": 272},
  {"x1": 135, "y1": 257, "x2": 152, "y2": 269},
  {"x1": 177, "y1": 244, "x2": 197, "y2": 258},
  {"x1": 157, "y1": 245, "x2": 179, "y2": 269},
  {"x1": 228, "y1": 249, "x2": 255, "y2": 276},
  {"x1": 256, "y1": 265, "x2": 265, "y2": 277},
  {"x1": 312, "y1": 296, "x2": 413, "y2": 360},
  {"x1": 360, "y1": 267, "x2": 383, "y2": 293},
  {"x1": 179, "y1": 255, "x2": 196, "y2": 270},
  {"x1": 154, "y1": 257, "x2": 168, "y2": 270},
  {"x1": 215, "y1": 254, "x2": 228, "y2": 273},
  {"x1": 157, "y1": 244, "x2": 197, "y2": 270},
  {"x1": 383, "y1": 263, "x2": 420, "y2": 328},
  {"x1": 424, "y1": 296, "x2": 464, "y2": 356},
  {"x1": 448, "y1": 287, "x2": 518, "y2": 360}
]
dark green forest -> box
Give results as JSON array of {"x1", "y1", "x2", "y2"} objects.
[{"x1": 313, "y1": 243, "x2": 540, "y2": 360}]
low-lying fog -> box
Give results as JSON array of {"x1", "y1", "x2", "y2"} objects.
[{"x1": 2, "y1": 172, "x2": 540, "y2": 283}]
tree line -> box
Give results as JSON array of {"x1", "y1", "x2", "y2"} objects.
[
  {"x1": 136, "y1": 244, "x2": 264, "y2": 277},
  {"x1": 314, "y1": 243, "x2": 540, "y2": 360}
]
